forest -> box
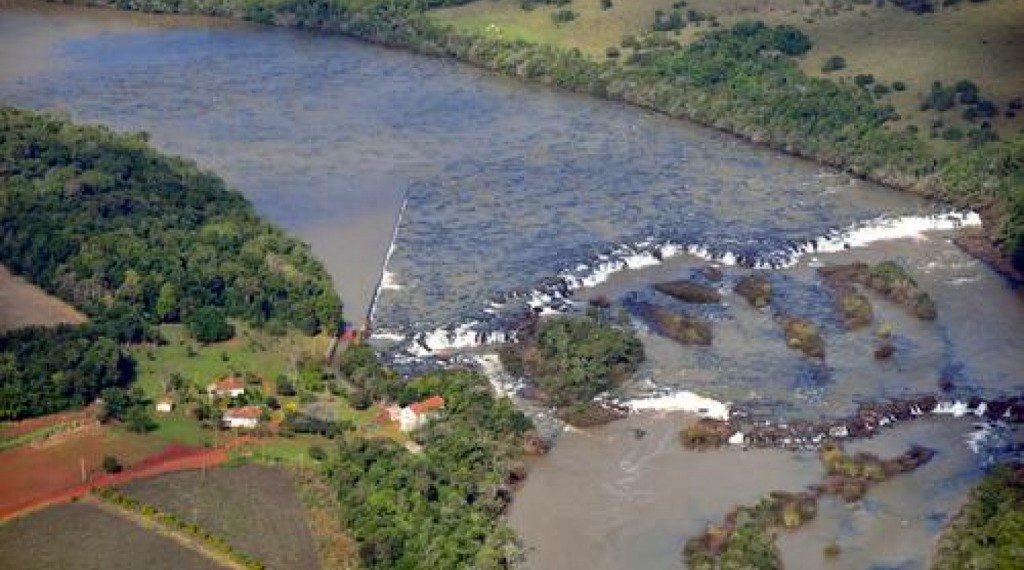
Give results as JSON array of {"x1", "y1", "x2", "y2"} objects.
[
  {"x1": 325, "y1": 369, "x2": 531, "y2": 569},
  {"x1": 0, "y1": 107, "x2": 343, "y2": 419}
]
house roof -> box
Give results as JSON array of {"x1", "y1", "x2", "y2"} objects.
[
  {"x1": 409, "y1": 395, "x2": 445, "y2": 415},
  {"x1": 224, "y1": 406, "x2": 262, "y2": 420},
  {"x1": 212, "y1": 376, "x2": 245, "y2": 391}
]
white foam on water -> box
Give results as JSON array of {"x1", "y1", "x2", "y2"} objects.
[
  {"x1": 622, "y1": 390, "x2": 730, "y2": 421},
  {"x1": 965, "y1": 422, "x2": 996, "y2": 454},
  {"x1": 933, "y1": 400, "x2": 971, "y2": 417},
  {"x1": 379, "y1": 271, "x2": 402, "y2": 291},
  {"x1": 404, "y1": 321, "x2": 514, "y2": 357},
  {"x1": 369, "y1": 330, "x2": 406, "y2": 342},
  {"x1": 472, "y1": 353, "x2": 523, "y2": 398},
  {"x1": 518, "y1": 211, "x2": 980, "y2": 318}
]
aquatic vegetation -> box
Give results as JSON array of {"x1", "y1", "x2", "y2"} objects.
[
  {"x1": 932, "y1": 463, "x2": 1024, "y2": 569},
  {"x1": 684, "y1": 441, "x2": 936, "y2": 568},
  {"x1": 780, "y1": 316, "x2": 825, "y2": 359}
]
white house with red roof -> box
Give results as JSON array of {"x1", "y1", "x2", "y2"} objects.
[
  {"x1": 386, "y1": 395, "x2": 446, "y2": 433},
  {"x1": 207, "y1": 376, "x2": 245, "y2": 398},
  {"x1": 222, "y1": 406, "x2": 262, "y2": 429}
]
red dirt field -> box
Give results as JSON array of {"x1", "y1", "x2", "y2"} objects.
[{"x1": 0, "y1": 425, "x2": 248, "y2": 522}]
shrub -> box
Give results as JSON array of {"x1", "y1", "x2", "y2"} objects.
[
  {"x1": 854, "y1": 73, "x2": 875, "y2": 88},
  {"x1": 942, "y1": 126, "x2": 964, "y2": 141},
  {"x1": 822, "y1": 55, "x2": 846, "y2": 72},
  {"x1": 551, "y1": 8, "x2": 576, "y2": 23},
  {"x1": 186, "y1": 307, "x2": 235, "y2": 343},
  {"x1": 872, "y1": 83, "x2": 891, "y2": 96},
  {"x1": 102, "y1": 455, "x2": 123, "y2": 474},
  {"x1": 892, "y1": 80, "x2": 907, "y2": 91},
  {"x1": 605, "y1": 46, "x2": 620, "y2": 58},
  {"x1": 308, "y1": 445, "x2": 327, "y2": 461},
  {"x1": 600, "y1": 0, "x2": 612, "y2": 9}
]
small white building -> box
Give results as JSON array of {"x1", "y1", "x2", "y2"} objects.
[
  {"x1": 222, "y1": 406, "x2": 262, "y2": 429},
  {"x1": 155, "y1": 399, "x2": 174, "y2": 413},
  {"x1": 386, "y1": 395, "x2": 445, "y2": 433},
  {"x1": 207, "y1": 376, "x2": 245, "y2": 398}
]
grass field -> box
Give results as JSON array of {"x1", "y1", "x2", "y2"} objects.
[
  {"x1": 434, "y1": 0, "x2": 1024, "y2": 138},
  {"x1": 0, "y1": 263, "x2": 86, "y2": 333},
  {"x1": 132, "y1": 323, "x2": 328, "y2": 400},
  {"x1": 0, "y1": 501, "x2": 223, "y2": 570},
  {"x1": 117, "y1": 464, "x2": 320, "y2": 570}
]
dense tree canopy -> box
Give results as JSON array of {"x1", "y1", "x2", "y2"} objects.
[
  {"x1": 326, "y1": 369, "x2": 530, "y2": 569},
  {"x1": 501, "y1": 314, "x2": 644, "y2": 406},
  {"x1": 0, "y1": 325, "x2": 133, "y2": 420},
  {"x1": 0, "y1": 106, "x2": 342, "y2": 333},
  {"x1": 0, "y1": 107, "x2": 344, "y2": 419}
]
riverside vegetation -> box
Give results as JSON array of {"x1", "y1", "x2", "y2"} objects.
[
  {"x1": 57, "y1": 0, "x2": 1024, "y2": 275},
  {"x1": 0, "y1": 107, "x2": 536, "y2": 569},
  {"x1": 0, "y1": 106, "x2": 343, "y2": 420}
]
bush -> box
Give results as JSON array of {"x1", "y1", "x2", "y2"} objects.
[
  {"x1": 605, "y1": 46, "x2": 620, "y2": 58},
  {"x1": 942, "y1": 126, "x2": 964, "y2": 141},
  {"x1": 308, "y1": 445, "x2": 327, "y2": 461},
  {"x1": 854, "y1": 73, "x2": 875, "y2": 88},
  {"x1": 186, "y1": 307, "x2": 235, "y2": 343},
  {"x1": 551, "y1": 8, "x2": 576, "y2": 23},
  {"x1": 822, "y1": 55, "x2": 846, "y2": 72},
  {"x1": 872, "y1": 83, "x2": 890, "y2": 96},
  {"x1": 125, "y1": 405, "x2": 156, "y2": 433},
  {"x1": 102, "y1": 455, "x2": 123, "y2": 474},
  {"x1": 892, "y1": 80, "x2": 907, "y2": 91},
  {"x1": 600, "y1": 0, "x2": 612, "y2": 9}
]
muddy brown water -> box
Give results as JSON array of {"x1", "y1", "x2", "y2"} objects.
[{"x1": 1, "y1": 3, "x2": 1021, "y2": 569}]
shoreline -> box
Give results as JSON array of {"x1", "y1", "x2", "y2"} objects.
[{"x1": 32, "y1": 0, "x2": 1023, "y2": 283}]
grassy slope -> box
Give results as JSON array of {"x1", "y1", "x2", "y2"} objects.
[{"x1": 435, "y1": 0, "x2": 1024, "y2": 139}]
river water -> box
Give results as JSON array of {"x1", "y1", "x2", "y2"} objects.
[{"x1": 1, "y1": 3, "x2": 1021, "y2": 568}]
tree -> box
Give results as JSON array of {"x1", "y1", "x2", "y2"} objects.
[
  {"x1": 155, "y1": 282, "x2": 180, "y2": 322},
  {"x1": 186, "y1": 307, "x2": 235, "y2": 343},
  {"x1": 125, "y1": 405, "x2": 156, "y2": 433}
]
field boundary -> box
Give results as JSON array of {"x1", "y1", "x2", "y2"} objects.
[
  {"x1": 0, "y1": 441, "x2": 242, "y2": 523},
  {"x1": 88, "y1": 491, "x2": 261, "y2": 569}
]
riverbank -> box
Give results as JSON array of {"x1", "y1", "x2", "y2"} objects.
[{"x1": 45, "y1": 0, "x2": 1024, "y2": 281}]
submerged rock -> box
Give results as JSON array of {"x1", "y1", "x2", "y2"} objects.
[
  {"x1": 734, "y1": 273, "x2": 773, "y2": 308},
  {"x1": 780, "y1": 316, "x2": 826, "y2": 358},
  {"x1": 636, "y1": 302, "x2": 713, "y2": 345},
  {"x1": 653, "y1": 279, "x2": 721, "y2": 304},
  {"x1": 699, "y1": 266, "x2": 724, "y2": 282},
  {"x1": 679, "y1": 418, "x2": 731, "y2": 450},
  {"x1": 523, "y1": 433, "x2": 552, "y2": 456},
  {"x1": 874, "y1": 341, "x2": 896, "y2": 359},
  {"x1": 556, "y1": 402, "x2": 626, "y2": 428}
]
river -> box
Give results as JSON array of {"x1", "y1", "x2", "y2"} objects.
[{"x1": 1, "y1": 2, "x2": 1021, "y2": 568}]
